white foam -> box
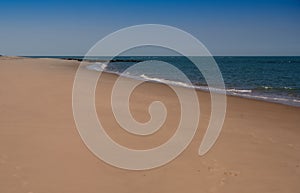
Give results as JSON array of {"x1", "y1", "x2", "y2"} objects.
[
  {"x1": 140, "y1": 74, "x2": 192, "y2": 88},
  {"x1": 85, "y1": 64, "x2": 300, "y2": 107},
  {"x1": 227, "y1": 89, "x2": 252, "y2": 93},
  {"x1": 86, "y1": 62, "x2": 108, "y2": 72}
]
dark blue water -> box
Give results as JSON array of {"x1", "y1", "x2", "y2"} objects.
[
  {"x1": 215, "y1": 57, "x2": 300, "y2": 105},
  {"x1": 30, "y1": 56, "x2": 300, "y2": 107}
]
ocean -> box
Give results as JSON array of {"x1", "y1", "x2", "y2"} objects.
[{"x1": 32, "y1": 56, "x2": 300, "y2": 107}]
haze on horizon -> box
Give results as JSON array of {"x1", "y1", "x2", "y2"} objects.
[{"x1": 0, "y1": 0, "x2": 299, "y2": 56}]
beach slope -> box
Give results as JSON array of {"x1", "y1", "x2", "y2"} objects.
[{"x1": 0, "y1": 57, "x2": 299, "y2": 193}]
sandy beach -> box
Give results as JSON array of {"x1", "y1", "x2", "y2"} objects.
[{"x1": 0, "y1": 56, "x2": 299, "y2": 193}]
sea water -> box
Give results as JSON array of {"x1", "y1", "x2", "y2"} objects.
[{"x1": 34, "y1": 56, "x2": 300, "y2": 107}]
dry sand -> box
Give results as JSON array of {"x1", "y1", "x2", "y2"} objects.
[{"x1": 0, "y1": 56, "x2": 299, "y2": 193}]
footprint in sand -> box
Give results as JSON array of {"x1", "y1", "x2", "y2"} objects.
[
  {"x1": 208, "y1": 177, "x2": 227, "y2": 192},
  {"x1": 224, "y1": 170, "x2": 240, "y2": 177},
  {"x1": 202, "y1": 159, "x2": 222, "y2": 173},
  {"x1": 208, "y1": 166, "x2": 217, "y2": 172},
  {"x1": 219, "y1": 177, "x2": 226, "y2": 185}
]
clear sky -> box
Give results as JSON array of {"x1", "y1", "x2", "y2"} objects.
[{"x1": 0, "y1": 0, "x2": 299, "y2": 56}]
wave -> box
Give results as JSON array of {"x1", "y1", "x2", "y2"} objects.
[
  {"x1": 140, "y1": 74, "x2": 194, "y2": 88},
  {"x1": 86, "y1": 63, "x2": 300, "y2": 107},
  {"x1": 86, "y1": 62, "x2": 108, "y2": 72},
  {"x1": 140, "y1": 74, "x2": 231, "y2": 95},
  {"x1": 254, "y1": 86, "x2": 297, "y2": 91},
  {"x1": 227, "y1": 89, "x2": 252, "y2": 93}
]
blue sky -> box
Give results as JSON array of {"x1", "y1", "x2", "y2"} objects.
[{"x1": 0, "y1": 0, "x2": 299, "y2": 56}]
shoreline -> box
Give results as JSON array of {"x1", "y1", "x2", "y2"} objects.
[
  {"x1": 2, "y1": 55, "x2": 300, "y2": 107},
  {"x1": 97, "y1": 69, "x2": 300, "y2": 108},
  {"x1": 84, "y1": 58, "x2": 299, "y2": 108},
  {"x1": 37, "y1": 56, "x2": 300, "y2": 108},
  {"x1": 1, "y1": 55, "x2": 300, "y2": 108}
]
